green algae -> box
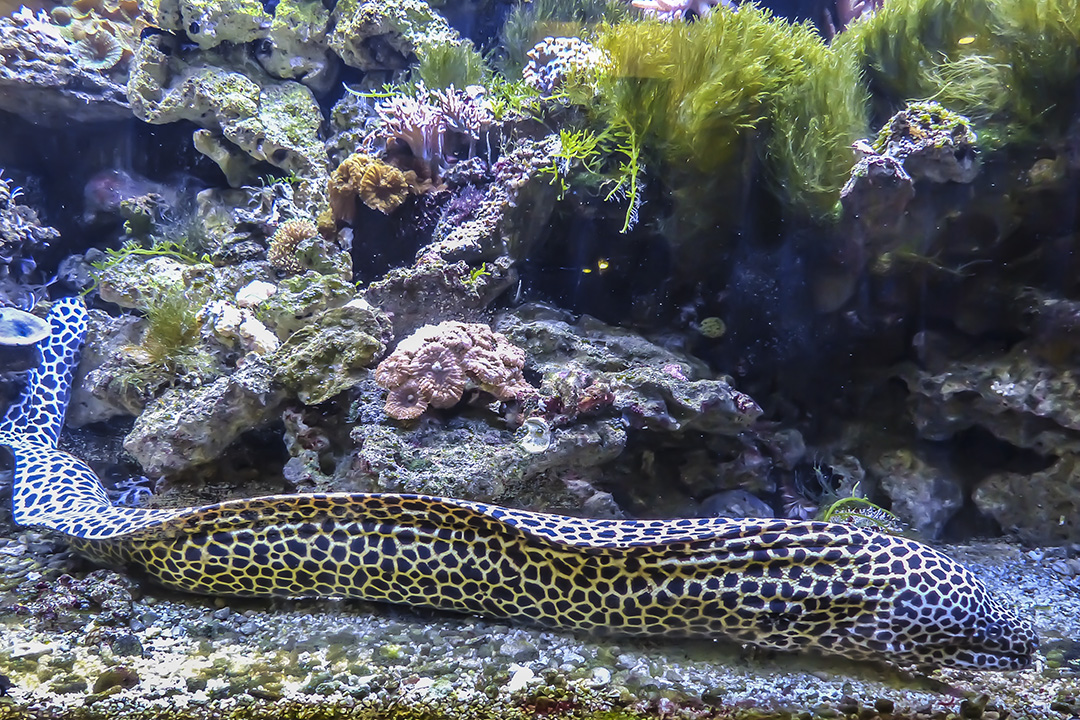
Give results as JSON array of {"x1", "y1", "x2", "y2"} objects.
[
  {"x1": 594, "y1": 7, "x2": 866, "y2": 221},
  {"x1": 838, "y1": 0, "x2": 1080, "y2": 148},
  {"x1": 415, "y1": 38, "x2": 487, "y2": 89},
  {"x1": 272, "y1": 302, "x2": 388, "y2": 404}
]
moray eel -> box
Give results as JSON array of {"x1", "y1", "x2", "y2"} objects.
[{"x1": 0, "y1": 298, "x2": 1037, "y2": 669}]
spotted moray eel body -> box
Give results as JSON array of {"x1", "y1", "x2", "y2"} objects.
[{"x1": 0, "y1": 299, "x2": 1037, "y2": 669}]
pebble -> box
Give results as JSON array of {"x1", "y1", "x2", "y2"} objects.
[
  {"x1": 212, "y1": 608, "x2": 231, "y2": 621},
  {"x1": 504, "y1": 664, "x2": 535, "y2": 693},
  {"x1": 110, "y1": 634, "x2": 144, "y2": 658},
  {"x1": 499, "y1": 638, "x2": 539, "y2": 663},
  {"x1": 92, "y1": 666, "x2": 140, "y2": 694},
  {"x1": 590, "y1": 667, "x2": 611, "y2": 686},
  {"x1": 238, "y1": 622, "x2": 258, "y2": 635}
]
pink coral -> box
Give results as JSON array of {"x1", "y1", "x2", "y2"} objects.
[
  {"x1": 629, "y1": 0, "x2": 732, "y2": 21},
  {"x1": 374, "y1": 321, "x2": 535, "y2": 420}
]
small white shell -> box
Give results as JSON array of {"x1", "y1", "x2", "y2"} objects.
[
  {"x1": 235, "y1": 280, "x2": 277, "y2": 308},
  {"x1": 518, "y1": 416, "x2": 551, "y2": 454},
  {"x1": 0, "y1": 307, "x2": 50, "y2": 346}
]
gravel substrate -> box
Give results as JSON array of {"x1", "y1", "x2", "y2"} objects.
[{"x1": 0, "y1": 524, "x2": 1076, "y2": 720}]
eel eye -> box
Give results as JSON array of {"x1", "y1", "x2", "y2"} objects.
[{"x1": 984, "y1": 622, "x2": 1003, "y2": 640}]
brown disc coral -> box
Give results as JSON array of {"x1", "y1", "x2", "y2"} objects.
[
  {"x1": 375, "y1": 321, "x2": 536, "y2": 420},
  {"x1": 327, "y1": 153, "x2": 371, "y2": 225},
  {"x1": 410, "y1": 344, "x2": 467, "y2": 408},
  {"x1": 71, "y1": 24, "x2": 124, "y2": 71},
  {"x1": 359, "y1": 162, "x2": 410, "y2": 215},
  {"x1": 327, "y1": 153, "x2": 418, "y2": 225},
  {"x1": 267, "y1": 219, "x2": 318, "y2": 274},
  {"x1": 385, "y1": 380, "x2": 429, "y2": 420}
]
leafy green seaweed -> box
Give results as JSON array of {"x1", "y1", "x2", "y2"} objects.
[
  {"x1": 593, "y1": 7, "x2": 867, "y2": 220},
  {"x1": 415, "y1": 38, "x2": 488, "y2": 89},
  {"x1": 838, "y1": 0, "x2": 1080, "y2": 147}
]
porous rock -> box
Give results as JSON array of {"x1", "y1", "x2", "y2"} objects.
[{"x1": 124, "y1": 355, "x2": 285, "y2": 475}]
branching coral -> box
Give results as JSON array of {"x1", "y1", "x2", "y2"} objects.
[
  {"x1": 267, "y1": 219, "x2": 318, "y2": 274},
  {"x1": 522, "y1": 36, "x2": 607, "y2": 96},
  {"x1": 374, "y1": 82, "x2": 496, "y2": 179},
  {"x1": 374, "y1": 321, "x2": 536, "y2": 419}
]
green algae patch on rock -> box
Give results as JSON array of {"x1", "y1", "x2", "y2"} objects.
[
  {"x1": 128, "y1": 37, "x2": 329, "y2": 207},
  {"x1": 150, "y1": 0, "x2": 273, "y2": 49},
  {"x1": 261, "y1": 0, "x2": 334, "y2": 91},
  {"x1": 257, "y1": 273, "x2": 357, "y2": 338},
  {"x1": 273, "y1": 300, "x2": 392, "y2": 405},
  {"x1": 330, "y1": 0, "x2": 461, "y2": 72}
]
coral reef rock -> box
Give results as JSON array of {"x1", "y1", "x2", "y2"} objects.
[
  {"x1": 329, "y1": 0, "x2": 460, "y2": 72},
  {"x1": 0, "y1": 171, "x2": 60, "y2": 308},
  {"x1": 899, "y1": 346, "x2": 1080, "y2": 541},
  {"x1": 128, "y1": 36, "x2": 328, "y2": 206},
  {"x1": 362, "y1": 256, "x2": 516, "y2": 338},
  {"x1": 67, "y1": 309, "x2": 145, "y2": 427},
  {"x1": 123, "y1": 356, "x2": 285, "y2": 475},
  {"x1": 339, "y1": 412, "x2": 626, "y2": 510},
  {"x1": 0, "y1": 8, "x2": 132, "y2": 124},
  {"x1": 273, "y1": 299, "x2": 392, "y2": 405},
  {"x1": 900, "y1": 349, "x2": 1080, "y2": 454},
  {"x1": 976, "y1": 454, "x2": 1080, "y2": 544},
  {"x1": 869, "y1": 449, "x2": 963, "y2": 540},
  {"x1": 499, "y1": 305, "x2": 761, "y2": 435}
]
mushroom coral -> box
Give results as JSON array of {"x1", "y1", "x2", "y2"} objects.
[
  {"x1": 326, "y1": 153, "x2": 419, "y2": 225},
  {"x1": 374, "y1": 321, "x2": 536, "y2": 420}
]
